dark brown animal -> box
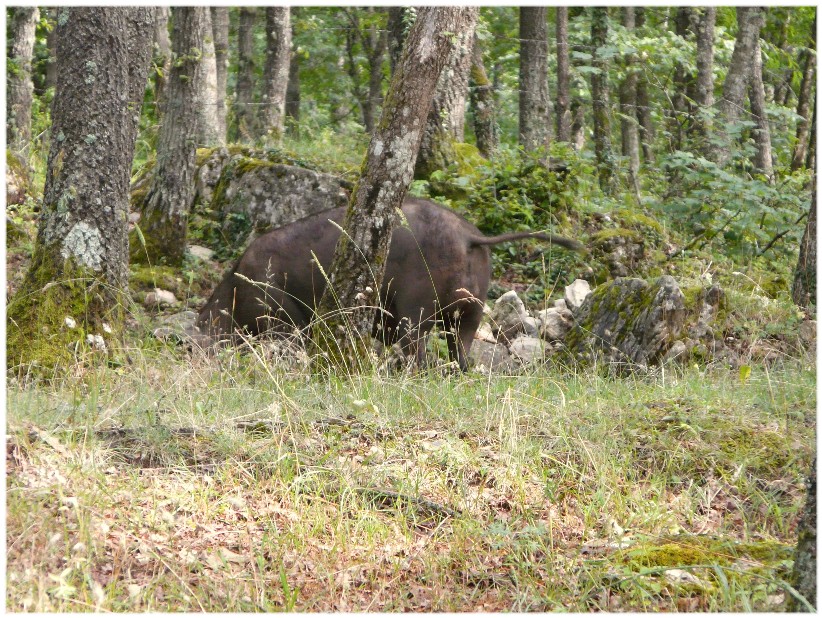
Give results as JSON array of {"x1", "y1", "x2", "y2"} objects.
[{"x1": 197, "y1": 197, "x2": 581, "y2": 370}]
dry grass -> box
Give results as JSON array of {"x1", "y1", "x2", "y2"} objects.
[{"x1": 6, "y1": 342, "x2": 815, "y2": 611}]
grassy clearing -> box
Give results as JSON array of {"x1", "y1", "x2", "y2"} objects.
[{"x1": 6, "y1": 340, "x2": 815, "y2": 612}]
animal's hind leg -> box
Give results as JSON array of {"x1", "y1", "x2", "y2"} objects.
[{"x1": 444, "y1": 305, "x2": 483, "y2": 372}]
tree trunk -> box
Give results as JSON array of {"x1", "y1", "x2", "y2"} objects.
[
  {"x1": 44, "y1": 8, "x2": 59, "y2": 93},
  {"x1": 792, "y1": 183, "x2": 816, "y2": 314},
  {"x1": 470, "y1": 33, "x2": 497, "y2": 157},
  {"x1": 792, "y1": 19, "x2": 816, "y2": 171},
  {"x1": 635, "y1": 8, "x2": 654, "y2": 162},
  {"x1": 233, "y1": 8, "x2": 257, "y2": 143},
  {"x1": 313, "y1": 7, "x2": 477, "y2": 372},
  {"x1": 386, "y1": 7, "x2": 410, "y2": 76},
  {"x1": 286, "y1": 21, "x2": 301, "y2": 135},
  {"x1": 211, "y1": 7, "x2": 229, "y2": 141},
  {"x1": 591, "y1": 7, "x2": 616, "y2": 195},
  {"x1": 195, "y1": 8, "x2": 222, "y2": 147},
  {"x1": 806, "y1": 102, "x2": 816, "y2": 171},
  {"x1": 364, "y1": 13, "x2": 388, "y2": 136},
  {"x1": 668, "y1": 7, "x2": 695, "y2": 152},
  {"x1": 692, "y1": 7, "x2": 716, "y2": 152},
  {"x1": 519, "y1": 7, "x2": 551, "y2": 152},
  {"x1": 151, "y1": 8, "x2": 171, "y2": 118},
  {"x1": 8, "y1": 7, "x2": 154, "y2": 372},
  {"x1": 555, "y1": 7, "x2": 572, "y2": 143},
  {"x1": 415, "y1": 8, "x2": 479, "y2": 178},
  {"x1": 787, "y1": 458, "x2": 817, "y2": 611},
  {"x1": 619, "y1": 7, "x2": 640, "y2": 182},
  {"x1": 261, "y1": 7, "x2": 291, "y2": 144},
  {"x1": 716, "y1": 7, "x2": 764, "y2": 165},
  {"x1": 135, "y1": 7, "x2": 208, "y2": 266},
  {"x1": 748, "y1": 36, "x2": 774, "y2": 181},
  {"x1": 6, "y1": 7, "x2": 39, "y2": 153}
]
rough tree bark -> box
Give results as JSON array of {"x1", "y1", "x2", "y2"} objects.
[
  {"x1": 44, "y1": 8, "x2": 59, "y2": 93},
  {"x1": 519, "y1": 7, "x2": 551, "y2": 153},
  {"x1": 716, "y1": 7, "x2": 764, "y2": 165},
  {"x1": 792, "y1": 182, "x2": 816, "y2": 314},
  {"x1": 619, "y1": 7, "x2": 640, "y2": 182},
  {"x1": 8, "y1": 7, "x2": 154, "y2": 371},
  {"x1": 787, "y1": 458, "x2": 816, "y2": 611},
  {"x1": 414, "y1": 8, "x2": 479, "y2": 178},
  {"x1": 555, "y1": 7, "x2": 572, "y2": 143},
  {"x1": 7, "y1": 7, "x2": 40, "y2": 153},
  {"x1": 748, "y1": 36, "x2": 774, "y2": 181},
  {"x1": 211, "y1": 7, "x2": 229, "y2": 142},
  {"x1": 135, "y1": 7, "x2": 208, "y2": 266},
  {"x1": 344, "y1": 8, "x2": 388, "y2": 134},
  {"x1": 313, "y1": 7, "x2": 477, "y2": 372},
  {"x1": 286, "y1": 20, "x2": 301, "y2": 135},
  {"x1": 151, "y1": 8, "x2": 171, "y2": 118},
  {"x1": 692, "y1": 7, "x2": 716, "y2": 153},
  {"x1": 260, "y1": 7, "x2": 291, "y2": 144},
  {"x1": 635, "y1": 7, "x2": 654, "y2": 161},
  {"x1": 469, "y1": 33, "x2": 498, "y2": 158},
  {"x1": 591, "y1": 7, "x2": 616, "y2": 195},
  {"x1": 233, "y1": 8, "x2": 257, "y2": 142},
  {"x1": 195, "y1": 8, "x2": 222, "y2": 147},
  {"x1": 792, "y1": 18, "x2": 816, "y2": 171}
]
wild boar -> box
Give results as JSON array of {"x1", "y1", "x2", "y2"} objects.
[{"x1": 197, "y1": 197, "x2": 582, "y2": 370}]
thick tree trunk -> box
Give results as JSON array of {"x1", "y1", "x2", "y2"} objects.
[
  {"x1": 7, "y1": 7, "x2": 39, "y2": 153},
  {"x1": 519, "y1": 7, "x2": 551, "y2": 152},
  {"x1": 135, "y1": 7, "x2": 208, "y2": 265},
  {"x1": 195, "y1": 8, "x2": 222, "y2": 147},
  {"x1": 286, "y1": 21, "x2": 301, "y2": 135},
  {"x1": 233, "y1": 8, "x2": 258, "y2": 143},
  {"x1": 716, "y1": 7, "x2": 764, "y2": 165},
  {"x1": 152, "y1": 8, "x2": 171, "y2": 118},
  {"x1": 748, "y1": 37, "x2": 774, "y2": 181},
  {"x1": 261, "y1": 7, "x2": 291, "y2": 144},
  {"x1": 792, "y1": 184, "x2": 816, "y2": 314},
  {"x1": 555, "y1": 7, "x2": 572, "y2": 144},
  {"x1": 415, "y1": 8, "x2": 479, "y2": 178},
  {"x1": 314, "y1": 7, "x2": 477, "y2": 372},
  {"x1": 806, "y1": 103, "x2": 816, "y2": 171},
  {"x1": 470, "y1": 33, "x2": 497, "y2": 157},
  {"x1": 619, "y1": 7, "x2": 640, "y2": 182},
  {"x1": 211, "y1": 7, "x2": 229, "y2": 142},
  {"x1": 635, "y1": 8, "x2": 654, "y2": 162},
  {"x1": 8, "y1": 7, "x2": 154, "y2": 371},
  {"x1": 590, "y1": 7, "x2": 616, "y2": 195},
  {"x1": 792, "y1": 20, "x2": 816, "y2": 171},
  {"x1": 787, "y1": 458, "x2": 817, "y2": 611},
  {"x1": 692, "y1": 7, "x2": 716, "y2": 152}
]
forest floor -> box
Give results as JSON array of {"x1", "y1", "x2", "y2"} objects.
[{"x1": 6, "y1": 339, "x2": 815, "y2": 611}]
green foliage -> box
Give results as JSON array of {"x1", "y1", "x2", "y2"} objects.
[{"x1": 654, "y1": 150, "x2": 809, "y2": 261}]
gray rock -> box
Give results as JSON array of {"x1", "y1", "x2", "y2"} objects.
[
  {"x1": 554, "y1": 298, "x2": 568, "y2": 311},
  {"x1": 522, "y1": 315, "x2": 540, "y2": 338},
  {"x1": 509, "y1": 336, "x2": 552, "y2": 364},
  {"x1": 537, "y1": 307, "x2": 574, "y2": 341},
  {"x1": 663, "y1": 340, "x2": 689, "y2": 364},
  {"x1": 475, "y1": 322, "x2": 496, "y2": 343},
  {"x1": 563, "y1": 276, "x2": 686, "y2": 371},
  {"x1": 564, "y1": 279, "x2": 592, "y2": 314},
  {"x1": 469, "y1": 339, "x2": 513, "y2": 372},
  {"x1": 188, "y1": 245, "x2": 215, "y2": 261},
  {"x1": 218, "y1": 159, "x2": 349, "y2": 233},
  {"x1": 144, "y1": 288, "x2": 178, "y2": 308},
  {"x1": 489, "y1": 290, "x2": 530, "y2": 343}
]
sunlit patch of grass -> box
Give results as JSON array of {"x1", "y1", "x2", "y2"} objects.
[{"x1": 6, "y1": 338, "x2": 815, "y2": 611}]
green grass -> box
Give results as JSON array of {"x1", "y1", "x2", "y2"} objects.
[{"x1": 6, "y1": 339, "x2": 815, "y2": 611}]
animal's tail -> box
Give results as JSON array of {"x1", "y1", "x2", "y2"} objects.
[{"x1": 469, "y1": 231, "x2": 584, "y2": 252}]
